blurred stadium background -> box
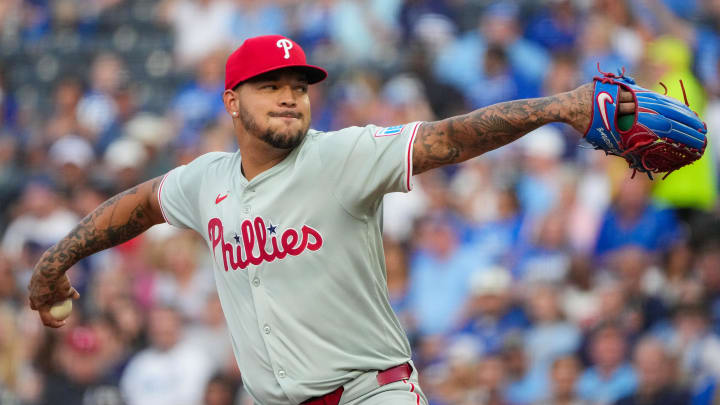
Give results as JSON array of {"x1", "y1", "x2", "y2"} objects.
[{"x1": 1, "y1": 0, "x2": 720, "y2": 404}]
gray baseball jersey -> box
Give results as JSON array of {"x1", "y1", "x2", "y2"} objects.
[{"x1": 157, "y1": 122, "x2": 422, "y2": 404}]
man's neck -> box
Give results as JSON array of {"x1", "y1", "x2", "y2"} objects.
[
  {"x1": 597, "y1": 363, "x2": 619, "y2": 378},
  {"x1": 237, "y1": 134, "x2": 294, "y2": 181}
]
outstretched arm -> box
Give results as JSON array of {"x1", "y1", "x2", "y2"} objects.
[
  {"x1": 28, "y1": 176, "x2": 166, "y2": 327},
  {"x1": 412, "y1": 84, "x2": 634, "y2": 174}
]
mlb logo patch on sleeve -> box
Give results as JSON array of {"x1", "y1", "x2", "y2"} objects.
[{"x1": 374, "y1": 125, "x2": 405, "y2": 137}]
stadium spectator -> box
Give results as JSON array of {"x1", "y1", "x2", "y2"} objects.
[
  {"x1": 44, "y1": 77, "x2": 86, "y2": 142},
  {"x1": 654, "y1": 302, "x2": 720, "y2": 403},
  {"x1": 0, "y1": 135, "x2": 23, "y2": 231},
  {"x1": 75, "y1": 53, "x2": 128, "y2": 141},
  {"x1": 594, "y1": 175, "x2": 681, "y2": 258},
  {"x1": 463, "y1": 184, "x2": 523, "y2": 267},
  {"x1": 525, "y1": 0, "x2": 580, "y2": 52},
  {"x1": 170, "y1": 50, "x2": 226, "y2": 148},
  {"x1": 577, "y1": 323, "x2": 638, "y2": 405},
  {"x1": 0, "y1": 1, "x2": 719, "y2": 404},
  {"x1": 466, "y1": 45, "x2": 519, "y2": 109},
  {"x1": 229, "y1": 0, "x2": 288, "y2": 43},
  {"x1": 103, "y1": 137, "x2": 149, "y2": 194},
  {"x1": 158, "y1": 0, "x2": 234, "y2": 68},
  {"x1": 1, "y1": 181, "x2": 78, "y2": 263},
  {"x1": 608, "y1": 246, "x2": 668, "y2": 333},
  {"x1": 422, "y1": 336, "x2": 482, "y2": 405},
  {"x1": 695, "y1": 239, "x2": 720, "y2": 333},
  {"x1": 561, "y1": 256, "x2": 601, "y2": 330},
  {"x1": 524, "y1": 283, "x2": 581, "y2": 375},
  {"x1": 576, "y1": 14, "x2": 629, "y2": 81},
  {"x1": 39, "y1": 325, "x2": 124, "y2": 405},
  {"x1": 502, "y1": 335, "x2": 547, "y2": 404},
  {"x1": 0, "y1": 303, "x2": 22, "y2": 403},
  {"x1": 514, "y1": 209, "x2": 573, "y2": 284},
  {"x1": 47, "y1": 135, "x2": 95, "y2": 198},
  {"x1": 615, "y1": 337, "x2": 690, "y2": 405},
  {"x1": 150, "y1": 232, "x2": 214, "y2": 323},
  {"x1": 454, "y1": 266, "x2": 529, "y2": 356},
  {"x1": 515, "y1": 125, "x2": 568, "y2": 224},
  {"x1": 534, "y1": 355, "x2": 588, "y2": 405},
  {"x1": 407, "y1": 214, "x2": 483, "y2": 338},
  {"x1": 383, "y1": 239, "x2": 415, "y2": 337},
  {"x1": 184, "y1": 294, "x2": 234, "y2": 373},
  {"x1": 476, "y1": 353, "x2": 509, "y2": 405},
  {"x1": 120, "y1": 305, "x2": 214, "y2": 405},
  {"x1": 203, "y1": 373, "x2": 239, "y2": 405}
]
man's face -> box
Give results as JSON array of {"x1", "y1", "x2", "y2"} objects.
[
  {"x1": 234, "y1": 69, "x2": 311, "y2": 150},
  {"x1": 634, "y1": 343, "x2": 669, "y2": 393},
  {"x1": 148, "y1": 307, "x2": 181, "y2": 351},
  {"x1": 591, "y1": 327, "x2": 626, "y2": 369}
]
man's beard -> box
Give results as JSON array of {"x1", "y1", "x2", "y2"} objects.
[{"x1": 237, "y1": 103, "x2": 308, "y2": 150}]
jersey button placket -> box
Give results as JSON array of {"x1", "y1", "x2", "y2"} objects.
[
  {"x1": 263, "y1": 324, "x2": 271, "y2": 334},
  {"x1": 252, "y1": 277, "x2": 260, "y2": 287}
]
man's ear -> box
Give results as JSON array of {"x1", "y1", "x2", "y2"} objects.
[{"x1": 223, "y1": 89, "x2": 240, "y2": 117}]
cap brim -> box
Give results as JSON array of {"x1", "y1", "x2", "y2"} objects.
[
  {"x1": 227, "y1": 64, "x2": 328, "y2": 90},
  {"x1": 291, "y1": 65, "x2": 327, "y2": 84}
]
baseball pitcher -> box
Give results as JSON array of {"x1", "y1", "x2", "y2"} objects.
[{"x1": 27, "y1": 35, "x2": 705, "y2": 405}]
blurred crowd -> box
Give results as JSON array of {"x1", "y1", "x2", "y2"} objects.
[{"x1": 1, "y1": 0, "x2": 720, "y2": 405}]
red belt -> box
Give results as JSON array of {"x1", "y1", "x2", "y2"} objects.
[{"x1": 300, "y1": 363, "x2": 413, "y2": 405}]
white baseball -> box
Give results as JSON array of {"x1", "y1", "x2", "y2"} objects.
[{"x1": 49, "y1": 299, "x2": 73, "y2": 321}]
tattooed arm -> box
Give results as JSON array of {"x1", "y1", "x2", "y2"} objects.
[
  {"x1": 412, "y1": 83, "x2": 635, "y2": 174},
  {"x1": 28, "y1": 176, "x2": 166, "y2": 327}
]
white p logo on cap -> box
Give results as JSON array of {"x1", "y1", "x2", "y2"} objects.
[{"x1": 276, "y1": 39, "x2": 293, "y2": 59}]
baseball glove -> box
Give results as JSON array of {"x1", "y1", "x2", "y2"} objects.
[{"x1": 584, "y1": 66, "x2": 707, "y2": 179}]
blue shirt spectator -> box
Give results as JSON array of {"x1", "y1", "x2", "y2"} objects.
[
  {"x1": 453, "y1": 267, "x2": 530, "y2": 354},
  {"x1": 433, "y1": 4, "x2": 549, "y2": 101},
  {"x1": 594, "y1": 177, "x2": 680, "y2": 258},
  {"x1": 407, "y1": 216, "x2": 486, "y2": 336},
  {"x1": 594, "y1": 205, "x2": 679, "y2": 258},
  {"x1": 578, "y1": 324, "x2": 638, "y2": 404},
  {"x1": 505, "y1": 365, "x2": 548, "y2": 405},
  {"x1": 454, "y1": 305, "x2": 528, "y2": 355},
  {"x1": 467, "y1": 215, "x2": 523, "y2": 266},
  {"x1": 695, "y1": 26, "x2": 720, "y2": 94},
  {"x1": 407, "y1": 247, "x2": 482, "y2": 336},
  {"x1": 171, "y1": 52, "x2": 226, "y2": 148},
  {"x1": 502, "y1": 338, "x2": 549, "y2": 404},
  {"x1": 578, "y1": 363, "x2": 638, "y2": 405},
  {"x1": 525, "y1": 3, "x2": 579, "y2": 52},
  {"x1": 230, "y1": 3, "x2": 288, "y2": 42}
]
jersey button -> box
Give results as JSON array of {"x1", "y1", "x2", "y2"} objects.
[
  {"x1": 263, "y1": 325, "x2": 271, "y2": 334},
  {"x1": 277, "y1": 369, "x2": 286, "y2": 378},
  {"x1": 252, "y1": 277, "x2": 260, "y2": 287}
]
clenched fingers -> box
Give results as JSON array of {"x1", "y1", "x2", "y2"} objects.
[
  {"x1": 619, "y1": 90, "x2": 635, "y2": 115},
  {"x1": 618, "y1": 102, "x2": 635, "y2": 114},
  {"x1": 38, "y1": 308, "x2": 68, "y2": 328},
  {"x1": 33, "y1": 287, "x2": 80, "y2": 328},
  {"x1": 619, "y1": 90, "x2": 633, "y2": 102}
]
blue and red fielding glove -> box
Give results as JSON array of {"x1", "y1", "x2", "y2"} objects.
[{"x1": 584, "y1": 67, "x2": 707, "y2": 179}]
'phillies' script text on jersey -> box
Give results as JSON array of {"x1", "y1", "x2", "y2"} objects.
[{"x1": 208, "y1": 217, "x2": 323, "y2": 271}]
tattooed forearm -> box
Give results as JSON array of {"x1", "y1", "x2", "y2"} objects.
[
  {"x1": 413, "y1": 84, "x2": 593, "y2": 174},
  {"x1": 28, "y1": 176, "x2": 165, "y2": 308}
]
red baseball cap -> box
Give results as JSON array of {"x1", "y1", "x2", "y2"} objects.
[
  {"x1": 65, "y1": 326, "x2": 101, "y2": 354},
  {"x1": 225, "y1": 35, "x2": 328, "y2": 90}
]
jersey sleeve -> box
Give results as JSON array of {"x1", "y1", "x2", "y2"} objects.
[
  {"x1": 317, "y1": 122, "x2": 422, "y2": 217},
  {"x1": 157, "y1": 152, "x2": 225, "y2": 231}
]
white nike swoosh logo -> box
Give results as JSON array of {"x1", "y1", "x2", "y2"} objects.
[{"x1": 597, "y1": 92, "x2": 614, "y2": 131}]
